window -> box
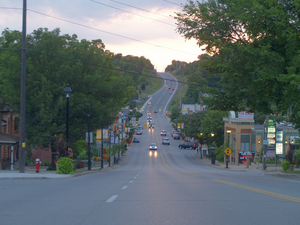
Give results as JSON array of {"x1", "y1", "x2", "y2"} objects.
[
  {"x1": 232, "y1": 133, "x2": 236, "y2": 151},
  {"x1": 241, "y1": 135, "x2": 250, "y2": 151},
  {"x1": 14, "y1": 117, "x2": 20, "y2": 131}
]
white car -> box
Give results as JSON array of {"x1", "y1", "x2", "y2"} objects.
[{"x1": 162, "y1": 138, "x2": 170, "y2": 145}]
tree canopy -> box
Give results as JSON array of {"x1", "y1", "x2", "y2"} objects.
[
  {"x1": 175, "y1": 0, "x2": 300, "y2": 127},
  {"x1": 0, "y1": 27, "x2": 135, "y2": 148}
]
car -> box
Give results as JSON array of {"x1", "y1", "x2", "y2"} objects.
[
  {"x1": 160, "y1": 130, "x2": 167, "y2": 136},
  {"x1": 147, "y1": 119, "x2": 152, "y2": 122},
  {"x1": 173, "y1": 132, "x2": 180, "y2": 139},
  {"x1": 149, "y1": 123, "x2": 154, "y2": 129},
  {"x1": 149, "y1": 143, "x2": 157, "y2": 150},
  {"x1": 162, "y1": 137, "x2": 170, "y2": 145},
  {"x1": 171, "y1": 130, "x2": 177, "y2": 137},
  {"x1": 154, "y1": 111, "x2": 157, "y2": 113},
  {"x1": 178, "y1": 142, "x2": 198, "y2": 150},
  {"x1": 138, "y1": 125, "x2": 142, "y2": 130},
  {"x1": 136, "y1": 129, "x2": 142, "y2": 135},
  {"x1": 133, "y1": 137, "x2": 140, "y2": 143},
  {"x1": 169, "y1": 92, "x2": 172, "y2": 94},
  {"x1": 168, "y1": 87, "x2": 171, "y2": 89},
  {"x1": 172, "y1": 88, "x2": 175, "y2": 90}
]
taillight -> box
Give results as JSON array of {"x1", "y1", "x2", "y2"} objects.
[{"x1": 193, "y1": 145, "x2": 195, "y2": 147}]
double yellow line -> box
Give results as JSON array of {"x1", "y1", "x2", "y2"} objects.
[{"x1": 159, "y1": 153, "x2": 300, "y2": 203}]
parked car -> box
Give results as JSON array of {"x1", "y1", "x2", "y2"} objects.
[
  {"x1": 133, "y1": 137, "x2": 140, "y2": 143},
  {"x1": 138, "y1": 125, "x2": 142, "y2": 130},
  {"x1": 169, "y1": 92, "x2": 172, "y2": 94},
  {"x1": 149, "y1": 123, "x2": 154, "y2": 129},
  {"x1": 149, "y1": 143, "x2": 157, "y2": 150},
  {"x1": 154, "y1": 111, "x2": 157, "y2": 113},
  {"x1": 136, "y1": 129, "x2": 142, "y2": 135},
  {"x1": 162, "y1": 137, "x2": 170, "y2": 145},
  {"x1": 168, "y1": 87, "x2": 171, "y2": 89},
  {"x1": 173, "y1": 132, "x2": 180, "y2": 139},
  {"x1": 172, "y1": 88, "x2": 175, "y2": 90},
  {"x1": 178, "y1": 142, "x2": 198, "y2": 150},
  {"x1": 160, "y1": 130, "x2": 167, "y2": 136}
]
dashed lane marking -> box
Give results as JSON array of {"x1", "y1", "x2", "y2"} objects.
[{"x1": 106, "y1": 195, "x2": 118, "y2": 203}]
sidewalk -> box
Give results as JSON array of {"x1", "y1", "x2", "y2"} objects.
[
  {"x1": 0, "y1": 152, "x2": 130, "y2": 180},
  {"x1": 194, "y1": 153, "x2": 300, "y2": 178}
]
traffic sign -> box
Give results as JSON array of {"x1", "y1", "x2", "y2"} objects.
[{"x1": 224, "y1": 148, "x2": 232, "y2": 155}]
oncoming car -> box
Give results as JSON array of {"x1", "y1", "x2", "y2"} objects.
[
  {"x1": 149, "y1": 143, "x2": 157, "y2": 150},
  {"x1": 149, "y1": 123, "x2": 154, "y2": 129}
]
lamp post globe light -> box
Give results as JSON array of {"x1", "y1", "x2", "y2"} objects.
[
  {"x1": 87, "y1": 110, "x2": 91, "y2": 170},
  {"x1": 211, "y1": 132, "x2": 215, "y2": 164},
  {"x1": 226, "y1": 129, "x2": 231, "y2": 169},
  {"x1": 64, "y1": 84, "x2": 72, "y2": 157}
]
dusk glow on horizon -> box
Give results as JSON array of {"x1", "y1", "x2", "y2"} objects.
[{"x1": 0, "y1": 0, "x2": 204, "y2": 71}]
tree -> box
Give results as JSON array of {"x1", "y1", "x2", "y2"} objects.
[
  {"x1": 175, "y1": 0, "x2": 300, "y2": 127},
  {"x1": 0, "y1": 28, "x2": 134, "y2": 150}
]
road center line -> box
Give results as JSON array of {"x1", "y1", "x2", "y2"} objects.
[
  {"x1": 160, "y1": 153, "x2": 174, "y2": 170},
  {"x1": 212, "y1": 179, "x2": 300, "y2": 203},
  {"x1": 121, "y1": 186, "x2": 128, "y2": 190},
  {"x1": 129, "y1": 181, "x2": 133, "y2": 183},
  {"x1": 106, "y1": 195, "x2": 118, "y2": 203}
]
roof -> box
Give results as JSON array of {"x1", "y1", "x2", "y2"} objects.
[{"x1": 0, "y1": 132, "x2": 20, "y2": 146}]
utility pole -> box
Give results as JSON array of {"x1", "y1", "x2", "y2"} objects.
[
  {"x1": 19, "y1": 0, "x2": 27, "y2": 173},
  {"x1": 263, "y1": 115, "x2": 269, "y2": 170}
]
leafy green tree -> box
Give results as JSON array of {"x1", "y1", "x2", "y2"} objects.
[
  {"x1": 0, "y1": 28, "x2": 134, "y2": 151},
  {"x1": 175, "y1": 0, "x2": 300, "y2": 127}
]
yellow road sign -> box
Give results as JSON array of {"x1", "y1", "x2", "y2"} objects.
[{"x1": 224, "y1": 148, "x2": 232, "y2": 155}]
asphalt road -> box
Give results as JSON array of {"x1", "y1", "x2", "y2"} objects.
[{"x1": 1, "y1": 72, "x2": 300, "y2": 225}]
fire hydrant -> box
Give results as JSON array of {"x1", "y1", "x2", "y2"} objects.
[{"x1": 35, "y1": 158, "x2": 41, "y2": 173}]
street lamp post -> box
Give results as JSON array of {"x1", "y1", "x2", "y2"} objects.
[
  {"x1": 64, "y1": 84, "x2": 72, "y2": 157},
  {"x1": 87, "y1": 110, "x2": 91, "y2": 170},
  {"x1": 200, "y1": 133, "x2": 203, "y2": 159},
  {"x1": 226, "y1": 129, "x2": 231, "y2": 169},
  {"x1": 211, "y1": 132, "x2": 215, "y2": 164}
]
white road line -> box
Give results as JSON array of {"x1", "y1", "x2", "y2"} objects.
[
  {"x1": 134, "y1": 177, "x2": 137, "y2": 179},
  {"x1": 129, "y1": 181, "x2": 133, "y2": 183},
  {"x1": 121, "y1": 186, "x2": 128, "y2": 189},
  {"x1": 106, "y1": 195, "x2": 118, "y2": 203}
]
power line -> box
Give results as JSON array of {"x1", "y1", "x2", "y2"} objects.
[
  {"x1": 162, "y1": 0, "x2": 182, "y2": 6},
  {"x1": 90, "y1": 0, "x2": 175, "y2": 27},
  {"x1": 26, "y1": 9, "x2": 196, "y2": 56},
  {"x1": 0, "y1": 7, "x2": 197, "y2": 57},
  {"x1": 0, "y1": 47, "x2": 201, "y2": 87},
  {"x1": 110, "y1": 0, "x2": 172, "y2": 19}
]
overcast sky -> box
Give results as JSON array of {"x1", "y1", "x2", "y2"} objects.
[{"x1": 0, "y1": 0, "x2": 203, "y2": 71}]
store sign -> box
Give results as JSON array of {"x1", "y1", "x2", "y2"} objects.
[
  {"x1": 238, "y1": 112, "x2": 254, "y2": 120},
  {"x1": 266, "y1": 150, "x2": 275, "y2": 158},
  {"x1": 276, "y1": 143, "x2": 283, "y2": 154}
]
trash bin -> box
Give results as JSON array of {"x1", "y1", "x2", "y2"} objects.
[
  {"x1": 115, "y1": 157, "x2": 119, "y2": 164},
  {"x1": 211, "y1": 158, "x2": 215, "y2": 164}
]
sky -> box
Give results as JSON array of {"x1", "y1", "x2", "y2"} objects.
[{"x1": 0, "y1": 0, "x2": 204, "y2": 72}]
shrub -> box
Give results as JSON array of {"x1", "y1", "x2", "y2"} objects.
[
  {"x1": 56, "y1": 157, "x2": 74, "y2": 174},
  {"x1": 282, "y1": 160, "x2": 290, "y2": 172},
  {"x1": 285, "y1": 150, "x2": 294, "y2": 163},
  {"x1": 76, "y1": 161, "x2": 85, "y2": 168}
]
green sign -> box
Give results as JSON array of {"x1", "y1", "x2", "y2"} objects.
[{"x1": 209, "y1": 146, "x2": 216, "y2": 150}]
